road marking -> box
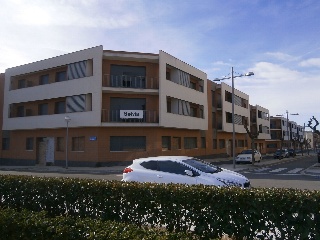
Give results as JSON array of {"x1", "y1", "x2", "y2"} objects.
[
  {"x1": 269, "y1": 168, "x2": 287, "y2": 173},
  {"x1": 287, "y1": 168, "x2": 304, "y2": 174},
  {"x1": 254, "y1": 167, "x2": 271, "y2": 172}
]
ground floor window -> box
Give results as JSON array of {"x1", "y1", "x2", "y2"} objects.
[
  {"x1": 26, "y1": 137, "x2": 34, "y2": 150},
  {"x1": 162, "y1": 136, "x2": 171, "y2": 150},
  {"x1": 212, "y1": 139, "x2": 217, "y2": 149},
  {"x1": 184, "y1": 137, "x2": 197, "y2": 149},
  {"x1": 201, "y1": 137, "x2": 206, "y2": 148},
  {"x1": 2, "y1": 138, "x2": 10, "y2": 150},
  {"x1": 56, "y1": 137, "x2": 65, "y2": 152},
  {"x1": 219, "y1": 139, "x2": 225, "y2": 149},
  {"x1": 238, "y1": 139, "x2": 244, "y2": 148},
  {"x1": 110, "y1": 136, "x2": 146, "y2": 151},
  {"x1": 72, "y1": 136, "x2": 85, "y2": 151},
  {"x1": 267, "y1": 143, "x2": 277, "y2": 148}
]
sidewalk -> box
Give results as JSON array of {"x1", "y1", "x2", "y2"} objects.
[{"x1": 0, "y1": 154, "x2": 319, "y2": 176}]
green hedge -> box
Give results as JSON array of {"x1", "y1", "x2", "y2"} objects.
[
  {"x1": 0, "y1": 208, "x2": 199, "y2": 240},
  {"x1": 0, "y1": 175, "x2": 319, "y2": 239}
]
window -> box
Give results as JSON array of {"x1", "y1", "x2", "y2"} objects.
[
  {"x1": 226, "y1": 112, "x2": 232, "y2": 123},
  {"x1": 184, "y1": 137, "x2": 197, "y2": 149},
  {"x1": 238, "y1": 140, "x2": 245, "y2": 148},
  {"x1": 212, "y1": 139, "x2": 217, "y2": 149},
  {"x1": 267, "y1": 144, "x2": 277, "y2": 148},
  {"x1": 18, "y1": 79, "x2": 26, "y2": 89},
  {"x1": 166, "y1": 97, "x2": 172, "y2": 113},
  {"x1": 2, "y1": 138, "x2": 10, "y2": 150},
  {"x1": 56, "y1": 137, "x2": 64, "y2": 152},
  {"x1": 110, "y1": 65, "x2": 146, "y2": 88},
  {"x1": 172, "y1": 137, "x2": 181, "y2": 150},
  {"x1": 166, "y1": 70, "x2": 171, "y2": 80},
  {"x1": 140, "y1": 161, "x2": 157, "y2": 170},
  {"x1": 225, "y1": 91, "x2": 232, "y2": 103},
  {"x1": 56, "y1": 71, "x2": 66, "y2": 82},
  {"x1": 40, "y1": 74, "x2": 49, "y2": 85},
  {"x1": 158, "y1": 160, "x2": 192, "y2": 175},
  {"x1": 26, "y1": 137, "x2": 34, "y2": 150},
  {"x1": 38, "y1": 103, "x2": 48, "y2": 115},
  {"x1": 72, "y1": 136, "x2": 85, "y2": 151},
  {"x1": 17, "y1": 106, "x2": 25, "y2": 117},
  {"x1": 162, "y1": 136, "x2": 171, "y2": 150},
  {"x1": 190, "y1": 106, "x2": 197, "y2": 117},
  {"x1": 219, "y1": 139, "x2": 225, "y2": 149},
  {"x1": 55, "y1": 101, "x2": 66, "y2": 114},
  {"x1": 201, "y1": 137, "x2": 206, "y2": 148},
  {"x1": 110, "y1": 136, "x2": 146, "y2": 151}
]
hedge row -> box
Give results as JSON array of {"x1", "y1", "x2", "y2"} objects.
[
  {"x1": 0, "y1": 175, "x2": 320, "y2": 239},
  {"x1": 0, "y1": 208, "x2": 200, "y2": 240}
]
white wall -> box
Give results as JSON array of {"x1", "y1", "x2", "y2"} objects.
[
  {"x1": 159, "y1": 51, "x2": 208, "y2": 130},
  {"x1": 3, "y1": 46, "x2": 103, "y2": 130}
]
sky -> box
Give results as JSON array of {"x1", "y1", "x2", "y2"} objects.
[{"x1": 1, "y1": 0, "x2": 320, "y2": 128}]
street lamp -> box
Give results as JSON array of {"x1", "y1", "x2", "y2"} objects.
[
  {"x1": 65, "y1": 116, "x2": 71, "y2": 169},
  {"x1": 214, "y1": 67, "x2": 254, "y2": 168}
]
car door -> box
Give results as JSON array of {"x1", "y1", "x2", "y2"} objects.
[{"x1": 156, "y1": 160, "x2": 198, "y2": 184}]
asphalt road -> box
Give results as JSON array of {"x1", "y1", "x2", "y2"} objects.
[
  {"x1": 237, "y1": 155, "x2": 320, "y2": 190},
  {"x1": 0, "y1": 155, "x2": 319, "y2": 190}
]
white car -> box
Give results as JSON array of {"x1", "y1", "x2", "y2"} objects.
[
  {"x1": 235, "y1": 149, "x2": 262, "y2": 164},
  {"x1": 122, "y1": 156, "x2": 250, "y2": 188}
]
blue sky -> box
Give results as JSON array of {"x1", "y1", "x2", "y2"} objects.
[{"x1": 1, "y1": 0, "x2": 320, "y2": 128}]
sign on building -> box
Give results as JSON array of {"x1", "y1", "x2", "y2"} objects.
[{"x1": 120, "y1": 110, "x2": 143, "y2": 119}]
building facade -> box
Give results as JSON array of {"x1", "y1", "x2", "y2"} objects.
[
  {"x1": 1, "y1": 46, "x2": 213, "y2": 166},
  {"x1": 3, "y1": 46, "x2": 306, "y2": 166}
]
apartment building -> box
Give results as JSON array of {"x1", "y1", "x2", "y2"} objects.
[
  {"x1": 208, "y1": 81, "x2": 252, "y2": 156},
  {"x1": 250, "y1": 105, "x2": 270, "y2": 154},
  {"x1": 268, "y1": 116, "x2": 305, "y2": 153},
  {"x1": 1, "y1": 46, "x2": 212, "y2": 166},
  {"x1": 1, "y1": 45, "x2": 279, "y2": 166}
]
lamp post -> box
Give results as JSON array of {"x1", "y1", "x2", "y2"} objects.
[
  {"x1": 65, "y1": 116, "x2": 71, "y2": 169},
  {"x1": 214, "y1": 67, "x2": 254, "y2": 168}
]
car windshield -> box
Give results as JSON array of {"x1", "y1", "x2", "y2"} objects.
[
  {"x1": 240, "y1": 150, "x2": 252, "y2": 154},
  {"x1": 182, "y1": 159, "x2": 221, "y2": 174}
]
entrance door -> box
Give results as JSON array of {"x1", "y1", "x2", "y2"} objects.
[
  {"x1": 36, "y1": 137, "x2": 55, "y2": 166},
  {"x1": 37, "y1": 139, "x2": 46, "y2": 166}
]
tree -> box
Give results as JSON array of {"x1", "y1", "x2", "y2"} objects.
[
  {"x1": 307, "y1": 116, "x2": 320, "y2": 151},
  {"x1": 243, "y1": 119, "x2": 259, "y2": 165},
  {"x1": 290, "y1": 137, "x2": 299, "y2": 157},
  {"x1": 307, "y1": 116, "x2": 320, "y2": 134}
]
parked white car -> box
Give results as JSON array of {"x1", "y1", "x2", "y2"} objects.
[
  {"x1": 235, "y1": 149, "x2": 262, "y2": 164},
  {"x1": 122, "y1": 156, "x2": 250, "y2": 188}
]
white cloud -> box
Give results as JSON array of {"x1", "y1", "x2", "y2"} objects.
[
  {"x1": 299, "y1": 58, "x2": 320, "y2": 67},
  {"x1": 235, "y1": 61, "x2": 319, "y2": 125},
  {"x1": 265, "y1": 52, "x2": 295, "y2": 62},
  {"x1": 3, "y1": 0, "x2": 142, "y2": 29}
]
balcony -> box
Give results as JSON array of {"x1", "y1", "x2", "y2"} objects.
[
  {"x1": 103, "y1": 74, "x2": 158, "y2": 89},
  {"x1": 101, "y1": 109, "x2": 158, "y2": 123}
]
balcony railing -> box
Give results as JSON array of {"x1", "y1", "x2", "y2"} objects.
[
  {"x1": 103, "y1": 74, "x2": 158, "y2": 89},
  {"x1": 101, "y1": 109, "x2": 158, "y2": 123}
]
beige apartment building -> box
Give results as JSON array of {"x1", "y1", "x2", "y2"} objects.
[
  {"x1": 250, "y1": 105, "x2": 271, "y2": 153},
  {"x1": 0, "y1": 46, "x2": 272, "y2": 166},
  {"x1": 267, "y1": 116, "x2": 305, "y2": 153}
]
